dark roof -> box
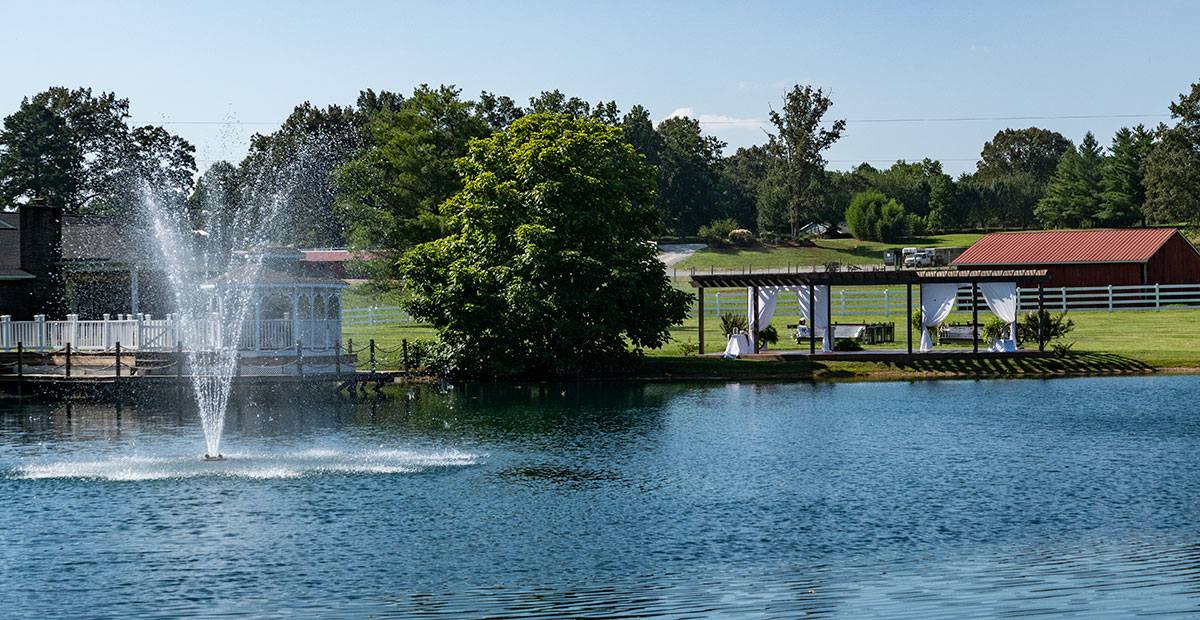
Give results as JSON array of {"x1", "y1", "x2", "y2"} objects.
[
  {"x1": 0, "y1": 229, "x2": 18, "y2": 271},
  {"x1": 953, "y1": 228, "x2": 1183, "y2": 266},
  {"x1": 61, "y1": 216, "x2": 157, "y2": 263},
  {"x1": 688, "y1": 268, "x2": 1051, "y2": 289}
]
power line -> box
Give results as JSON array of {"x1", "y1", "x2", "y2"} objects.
[{"x1": 698, "y1": 113, "x2": 1168, "y2": 125}]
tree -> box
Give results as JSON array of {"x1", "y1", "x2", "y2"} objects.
[
  {"x1": 653, "y1": 115, "x2": 725, "y2": 235},
  {"x1": 620, "y1": 105, "x2": 663, "y2": 167},
  {"x1": 1098, "y1": 125, "x2": 1154, "y2": 226},
  {"x1": 240, "y1": 101, "x2": 368, "y2": 247},
  {"x1": 334, "y1": 84, "x2": 492, "y2": 287},
  {"x1": 761, "y1": 85, "x2": 845, "y2": 238},
  {"x1": 26, "y1": 87, "x2": 195, "y2": 216},
  {"x1": 718, "y1": 144, "x2": 770, "y2": 229},
  {"x1": 398, "y1": 113, "x2": 692, "y2": 378},
  {"x1": 475, "y1": 91, "x2": 525, "y2": 130},
  {"x1": 1144, "y1": 80, "x2": 1200, "y2": 224},
  {"x1": 187, "y1": 161, "x2": 247, "y2": 261},
  {"x1": 1035, "y1": 132, "x2": 1106, "y2": 228},
  {"x1": 976, "y1": 127, "x2": 1073, "y2": 187},
  {"x1": 0, "y1": 99, "x2": 81, "y2": 206},
  {"x1": 845, "y1": 190, "x2": 914, "y2": 242}
]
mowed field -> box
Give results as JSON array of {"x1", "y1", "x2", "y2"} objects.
[{"x1": 672, "y1": 233, "x2": 986, "y2": 273}]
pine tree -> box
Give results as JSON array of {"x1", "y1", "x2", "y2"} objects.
[
  {"x1": 1035, "y1": 132, "x2": 1105, "y2": 228},
  {"x1": 1097, "y1": 125, "x2": 1154, "y2": 227}
]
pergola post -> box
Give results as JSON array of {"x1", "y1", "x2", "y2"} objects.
[
  {"x1": 751, "y1": 285, "x2": 760, "y2": 353},
  {"x1": 1038, "y1": 284, "x2": 1046, "y2": 352},
  {"x1": 824, "y1": 285, "x2": 832, "y2": 353},
  {"x1": 808, "y1": 284, "x2": 815, "y2": 356},
  {"x1": 697, "y1": 287, "x2": 705, "y2": 355},
  {"x1": 906, "y1": 283, "x2": 913, "y2": 355},
  {"x1": 971, "y1": 281, "x2": 979, "y2": 354}
]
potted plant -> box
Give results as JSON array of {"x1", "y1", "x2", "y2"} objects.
[
  {"x1": 982, "y1": 316, "x2": 1008, "y2": 345},
  {"x1": 757, "y1": 324, "x2": 779, "y2": 350}
]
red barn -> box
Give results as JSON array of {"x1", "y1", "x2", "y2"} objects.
[{"x1": 951, "y1": 228, "x2": 1200, "y2": 287}]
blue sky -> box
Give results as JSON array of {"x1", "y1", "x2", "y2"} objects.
[{"x1": 2, "y1": 0, "x2": 1197, "y2": 176}]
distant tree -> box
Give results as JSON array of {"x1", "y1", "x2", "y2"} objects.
[
  {"x1": 0, "y1": 99, "x2": 81, "y2": 206},
  {"x1": 398, "y1": 113, "x2": 691, "y2": 377},
  {"x1": 984, "y1": 171, "x2": 1041, "y2": 230},
  {"x1": 527, "y1": 90, "x2": 593, "y2": 119},
  {"x1": 845, "y1": 190, "x2": 912, "y2": 242},
  {"x1": 187, "y1": 161, "x2": 246, "y2": 260},
  {"x1": 718, "y1": 144, "x2": 770, "y2": 229},
  {"x1": 334, "y1": 84, "x2": 492, "y2": 288},
  {"x1": 761, "y1": 85, "x2": 845, "y2": 238},
  {"x1": 925, "y1": 173, "x2": 963, "y2": 232},
  {"x1": 1098, "y1": 125, "x2": 1154, "y2": 226},
  {"x1": 620, "y1": 105, "x2": 663, "y2": 167},
  {"x1": 853, "y1": 159, "x2": 948, "y2": 219},
  {"x1": 1144, "y1": 80, "x2": 1200, "y2": 224},
  {"x1": 475, "y1": 91, "x2": 525, "y2": 130},
  {"x1": 1035, "y1": 132, "x2": 1106, "y2": 228},
  {"x1": 240, "y1": 101, "x2": 368, "y2": 247},
  {"x1": 653, "y1": 115, "x2": 725, "y2": 235},
  {"x1": 976, "y1": 127, "x2": 1073, "y2": 188},
  {"x1": 27, "y1": 87, "x2": 195, "y2": 216}
]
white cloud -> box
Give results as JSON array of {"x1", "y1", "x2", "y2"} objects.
[{"x1": 660, "y1": 107, "x2": 766, "y2": 131}]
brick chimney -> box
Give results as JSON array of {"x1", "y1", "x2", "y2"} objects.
[{"x1": 18, "y1": 198, "x2": 64, "y2": 317}]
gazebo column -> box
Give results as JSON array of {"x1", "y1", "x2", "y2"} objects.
[
  {"x1": 906, "y1": 283, "x2": 913, "y2": 355},
  {"x1": 971, "y1": 281, "x2": 979, "y2": 354},
  {"x1": 750, "y1": 285, "x2": 759, "y2": 353},
  {"x1": 130, "y1": 268, "x2": 139, "y2": 316},
  {"x1": 291, "y1": 291, "x2": 300, "y2": 352},
  {"x1": 808, "y1": 285, "x2": 815, "y2": 356},
  {"x1": 1038, "y1": 284, "x2": 1046, "y2": 352},
  {"x1": 697, "y1": 287, "x2": 705, "y2": 355}
]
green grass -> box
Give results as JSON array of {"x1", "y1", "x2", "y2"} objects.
[{"x1": 674, "y1": 233, "x2": 985, "y2": 273}]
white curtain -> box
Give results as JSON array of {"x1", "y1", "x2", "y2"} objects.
[
  {"x1": 980, "y1": 281, "x2": 1019, "y2": 342},
  {"x1": 919, "y1": 283, "x2": 965, "y2": 351},
  {"x1": 746, "y1": 286, "x2": 784, "y2": 351},
  {"x1": 796, "y1": 285, "x2": 833, "y2": 352}
]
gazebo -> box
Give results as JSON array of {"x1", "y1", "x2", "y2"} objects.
[
  {"x1": 204, "y1": 247, "x2": 347, "y2": 355},
  {"x1": 689, "y1": 267, "x2": 1053, "y2": 360}
]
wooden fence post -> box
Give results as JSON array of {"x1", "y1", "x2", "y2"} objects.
[
  {"x1": 369, "y1": 339, "x2": 376, "y2": 373},
  {"x1": 65, "y1": 343, "x2": 71, "y2": 378},
  {"x1": 402, "y1": 339, "x2": 409, "y2": 371},
  {"x1": 115, "y1": 342, "x2": 121, "y2": 378}
]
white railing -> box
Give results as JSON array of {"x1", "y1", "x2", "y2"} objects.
[
  {"x1": 691, "y1": 283, "x2": 1200, "y2": 318},
  {"x1": 342, "y1": 306, "x2": 415, "y2": 327},
  {"x1": 0, "y1": 314, "x2": 343, "y2": 352}
]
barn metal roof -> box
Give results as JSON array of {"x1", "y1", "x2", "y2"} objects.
[
  {"x1": 688, "y1": 268, "x2": 1050, "y2": 288},
  {"x1": 952, "y1": 228, "x2": 1180, "y2": 266}
]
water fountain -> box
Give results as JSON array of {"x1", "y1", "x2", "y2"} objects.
[{"x1": 141, "y1": 182, "x2": 287, "y2": 461}]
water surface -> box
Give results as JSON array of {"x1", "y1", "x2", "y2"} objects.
[{"x1": 2, "y1": 376, "x2": 1199, "y2": 618}]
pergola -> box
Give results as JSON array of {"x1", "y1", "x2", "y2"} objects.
[{"x1": 688, "y1": 268, "x2": 1053, "y2": 357}]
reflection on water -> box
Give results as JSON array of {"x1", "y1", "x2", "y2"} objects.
[{"x1": 1, "y1": 376, "x2": 1199, "y2": 618}]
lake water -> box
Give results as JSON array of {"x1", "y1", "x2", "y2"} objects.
[{"x1": 2, "y1": 376, "x2": 1199, "y2": 618}]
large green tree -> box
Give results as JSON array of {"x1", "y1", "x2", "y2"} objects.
[
  {"x1": 1035, "y1": 132, "x2": 1106, "y2": 228},
  {"x1": 976, "y1": 127, "x2": 1073, "y2": 186},
  {"x1": 398, "y1": 113, "x2": 691, "y2": 378},
  {"x1": 760, "y1": 85, "x2": 845, "y2": 238},
  {"x1": 1144, "y1": 80, "x2": 1200, "y2": 224},
  {"x1": 1098, "y1": 125, "x2": 1154, "y2": 226},
  {"x1": 335, "y1": 84, "x2": 492, "y2": 287},
  {"x1": 718, "y1": 144, "x2": 770, "y2": 229},
  {"x1": 0, "y1": 99, "x2": 81, "y2": 206},
  {"x1": 653, "y1": 115, "x2": 726, "y2": 235}
]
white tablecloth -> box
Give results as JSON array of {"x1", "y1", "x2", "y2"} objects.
[
  {"x1": 724, "y1": 334, "x2": 751, "y2": 358},
  {"x1": 988, "y1": 338, "x2": 1017, "y2": 352}
]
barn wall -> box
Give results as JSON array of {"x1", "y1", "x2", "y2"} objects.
[
  {"x1": 969, "y1": 263, "x2": 1142, "y2": 287},
  {"x1": 1145, "y1": 233, "x2": 1200, "y2": 285}
]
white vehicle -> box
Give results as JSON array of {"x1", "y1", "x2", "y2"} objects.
[{"x1": 904, "y1": 249, "x2": 934, "y2": 268}]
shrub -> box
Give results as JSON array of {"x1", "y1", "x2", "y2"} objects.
[
  {"x1": 698, "y1": 218, "x2": 739, "y2": 247},
  {"x1": 1017, "y1": 310, "x2": 1075, "y2": 345},
  {"x1": 845, "y1": 190, "x2": 913, "y2": 242},
  {"x1": 728, "y1": 229, "x2": 756, "y2": 246},
  {"x1": 677, "y1": 341, "x2": 699, "y2": 356},
  {"x1": 404, "y1": 338, "x2": 449, "y2": 372},
  {"x1": 758, "y1": 230, "x2": 785, "y2": 245},
  {"x1": 834, "y1": 338, "x2": 863, "y2": 351},
  {"x1": 720, "y1": 313, "x2": 748, "y2": 337},
  {"x1": 982, "y1": 316, "x2": 1008, "y2": 342},
  {"x1": 757, "y1": 324, "x2": 779, "y2": 346}
]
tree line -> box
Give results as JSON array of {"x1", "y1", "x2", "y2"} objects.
[{"x1": 2, "y1": 80, "x2": 1199, "y2": 255}]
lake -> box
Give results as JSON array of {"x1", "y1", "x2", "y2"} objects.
[{"x1": 2, "y1": 376, "x2": 1199, "y2": 618}]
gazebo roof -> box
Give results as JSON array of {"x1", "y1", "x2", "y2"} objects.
[
  {"x1": 206, "y1": 264, "x2": 348, "y2": 288},
  {"x1": 688, "y1": 267, "x2": 1051, "y2": 289}
]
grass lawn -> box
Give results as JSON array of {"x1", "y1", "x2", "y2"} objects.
[{"x1": 673, "y1": 233, "x2": 985, "y2": 273}]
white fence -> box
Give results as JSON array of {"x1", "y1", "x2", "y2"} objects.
[
  {"x1": 690, "y1": 283, "x2": 1200, "y2": 318},
  {"x1": 0, "y1": 314, "x2": 342, "y2": 352},
  {"x1": 342, "y1": 306, "x2": 415, "y2": 327}
]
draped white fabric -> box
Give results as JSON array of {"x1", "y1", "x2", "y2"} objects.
[
  {"x1": 746, "y1": 286, "x2": 784, "y2": 352},
  {"x1": 979, "y1": 282, "x2": 1019, "y2": 342},
  {"x1": 796, "y1": 285, "x2": 833, "y2": 352},
  {"x1": 919, "y1": 283, "x2": 966, "y2": 351}
]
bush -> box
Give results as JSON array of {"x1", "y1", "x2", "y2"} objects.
[
  {"x1": 845, "y1": 190, "x2": 913, "y2": 242},
  {"x1": 833, "y1": 338, "x2": 863, "y2": 351},
  {"x1": 677, "y1": 341, "x2": 699, "y2": 356},
  {"x1": 982, "y1": 316, "x2": 1008, "y2": 342},
  {"x1": 757, "y1": 324, "x2": 779, "y2": 346},
  {"x1": 1017, "y1": 310, "x2": 1075, "y2": 345},
  {"x1": 720, "y1": 313, "x2": 748, "y2": 337},
  {"x1": 698, "y1": 218, "x2": 739, "y2": 247},
  {"x1": 404, "y1": 338, "x2": 449, "y2": 372},
  {"x1": 728, "y1": 228, "x2": 756, "y2": 247},
  {"x1": 758, "y1": 230, "x2": 785, "y2": 245}
]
